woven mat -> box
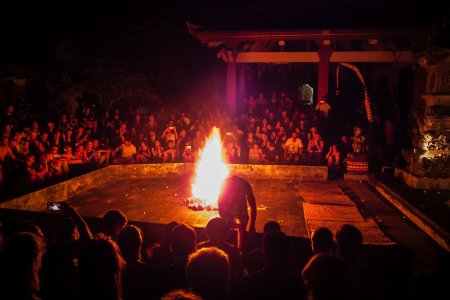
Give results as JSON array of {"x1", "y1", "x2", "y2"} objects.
[
  {"x1": 305, "y1": 218, "x2": 394, "y2": 245},
  {"x1": 303, "y1": 203, "x2": 365, "y2": 222},
  {"x1": 301, "y1": 194, "x2": 355, "y2": 206}
]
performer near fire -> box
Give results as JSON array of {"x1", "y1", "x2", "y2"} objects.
[{"x1": 218, "y1": 175, "x2": 257, "y2": 249}]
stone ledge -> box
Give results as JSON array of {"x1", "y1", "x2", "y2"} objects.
[
  {"x1": 395, "y1": 167, "x2": 450, "y2": 190},
  {"x1": 368, "y1": 175, "x2": 450, "y2": 252}
]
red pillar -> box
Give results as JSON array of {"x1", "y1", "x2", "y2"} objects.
[
  {"x1": 226, "y1": 50, "x2": 237, "y2": 110},
  {"x1": 237, "y1": 64, "x2": 246, "y2": 108},
  {"x1": 318, "y1": 46, "x2": 332, "y2": 103}
]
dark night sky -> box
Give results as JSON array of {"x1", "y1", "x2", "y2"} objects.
[
  {"x1": 0, "y1": 1, "x2": 246, "y2": 64},
  {"x1": 0, "y1": 0, "x2": 448, "y2": 101},
  {"x1": 1, "y1": 0, "x2": 447, "y2": 63}
]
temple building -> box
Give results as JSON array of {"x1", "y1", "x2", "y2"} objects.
[{"x1": 187, "y1": 0, "x2": 449, "y2": 186}]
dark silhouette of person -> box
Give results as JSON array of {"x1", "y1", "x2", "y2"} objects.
[
  {"x1": 41, "y1": 202, "x2": 93, "y2": 300},
  {"x1": 238, "y1": 231, "x2": 306, "y2": 300},
  {"x1": 218, "y1": 175, "x2": 257, "y2": 249},
  {"x1": 149, "y1": 221, "x2": 178, "y2": 267},
  {"x1": 118, "y1": 224, "x2": 161, "y2": 300},
  {"x1": 0, "y1": 219, "x2": 45, "y2": 250},
  {"x1": 0, "y1": 232, "x2": 44, "y2": 300},
  {"x1": 311, "y1": 227, "x2": 335, "y2": 254},
  {"x1": 262, "y1": 220, "x2": 281, "y2": 233},
  {"x1": 302, "y1": 253, "x2": 356, "y2": 300},
  {"x1": 160, "y1": 223, "x2": 197, "y2": 295},
  {"x1": 186, "y1": 247, "x2": 230, "y2": 300},
  {"x1": 413, "y1": 253, "x2": 450, "y2": 300},
  {"x1": 197, "y1": 217, "x2": 242, "y2": 294},
  {"x1": 102, "y1": 209, "x2": 128, "y2": 241},
  {"x1": 245, "y1": 220, "x2": 282, "y2": 274},
  {"x1": 336, "y1": 224, "x2": 382, "y2": 300},
  {"x1": 160, "y1": 289, "x2": 203, "y2": 300},
  {"x1": 299, "y1": 226, "x2": 336, "y2": 274},
  {"x1": 76, "y1": 235, "x2": 125, "y2": 300}
]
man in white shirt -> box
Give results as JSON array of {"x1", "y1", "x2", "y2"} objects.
[{"x1": 284, "y1": 132, "x2": 303, "y2": 163}]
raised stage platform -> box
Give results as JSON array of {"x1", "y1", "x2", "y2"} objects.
[
  {"x1": 0, "y1": 164, "x2": 327, "y2": 237},
  {"x1": 0, "y1": 163, "x2": 394, "y2": 245}
]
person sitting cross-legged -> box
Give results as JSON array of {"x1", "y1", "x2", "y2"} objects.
[{"x1": 111, "y1": 138, "x2": 136, "y2": 164}]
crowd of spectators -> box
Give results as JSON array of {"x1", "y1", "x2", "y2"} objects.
[
  {"x1": 1, "y1": 91, "x2": 356, "y2": 196},
  {"x1": 2, "y1": 205, "x2": 445, "y2": 300}
]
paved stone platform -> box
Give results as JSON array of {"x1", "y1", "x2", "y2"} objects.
[
  {"x1": 298, "y1": 182, "x2": 393, "y2": 245},
  {"x1": 66, "y1": 176, "x2": 309, "y2": 238}
]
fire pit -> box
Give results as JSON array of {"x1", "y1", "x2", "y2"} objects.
[
  {"x1": 184, "y1": 197, "x2": 217, "y2": 211},
  {"x1": 187, "y1": 127, "x2": 229, "y2": 211}
]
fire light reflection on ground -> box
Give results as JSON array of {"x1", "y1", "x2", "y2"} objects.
[{"x1": 66, "y1": 176, "x2": 308, "y2": 237}]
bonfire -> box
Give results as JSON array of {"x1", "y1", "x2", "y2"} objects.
[{"x1": 186, "y1": 127, "x2": 229, "y2": 210}]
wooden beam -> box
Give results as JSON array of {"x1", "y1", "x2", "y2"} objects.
[
  {"x1": 236, "y1": 52, "x2": 319, "y2": 63},
  {"x1": 235, "y1": 51, "x2": 412, "y2": 63},
  {"x1": 189, "y1": 28, "x2": 425, "y2": 43},
  {"x1": 330, "y1": 51, "x2": 412, "y2": 62}
]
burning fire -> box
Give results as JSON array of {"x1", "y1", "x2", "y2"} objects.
[{"x1": 190, "y1": 127, "x2": 229, "y2": 208}]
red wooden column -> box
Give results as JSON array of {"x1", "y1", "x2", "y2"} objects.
[
  {"x1": 226, "y1": 50, "x2": 237, "y2": 110},
  {"x1": 317, "y1": 45, "x2": 332, "y2": 103},
  {"x1": 237, "y1": 64, "x2": 246, "y2": 108}
]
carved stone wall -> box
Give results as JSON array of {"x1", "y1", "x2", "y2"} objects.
[
  {"x1": 399, "y1": 61, "x2": 450, "y2": 184},
  {"x1": 426, "y1": 63, "x2": 450, "y2": 94}
]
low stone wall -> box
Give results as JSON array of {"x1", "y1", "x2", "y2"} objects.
[
  {"x1": 105, "y1": 163, "x2": 328, "y2": 181},
  {"x1": 395, "y1": 167, "x2": 450, "y2": 190},
  {"x1": 0, "y1": 167, "x2": 113, "y2": 211},
  {"x1": 229, "y1": 164, "x2": 327, "y2": 180},
  {"x1": 0, "y1": 163, "x2": 328, "y2": 211},
  {"x1": 101, "y1": 163, "x2": 328, "y2": 181}
]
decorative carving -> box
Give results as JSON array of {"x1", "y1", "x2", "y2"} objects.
[{"x1": 426, "y1": 64, "x2": 450, "y2": 94}]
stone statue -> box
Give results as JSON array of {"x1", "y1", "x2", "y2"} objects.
[
  {"x1": 345, "y1": 126, "x2": 369, "y2": 174},
  {"x1": 351, "y1": 126, "x2": 366, "y2": 153}
]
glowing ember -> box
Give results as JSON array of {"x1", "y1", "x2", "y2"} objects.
[{"x1": 190, "y1": 127, "x2": 229, "y2": 209}]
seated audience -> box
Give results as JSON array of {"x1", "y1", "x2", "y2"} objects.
[
  {"x1": 186, "y1": 247, "x2": 230, "y2": 300},
  {"x1": 0, "y1": 232, "x2": 44, "y2": 300},
  {"x1": 161, "y1": 289, "x2": 203, "y2": 300},
  {"x1": 41, "y1": 202, "x2": 93, "y2": 300},
  {"x1": 161, "y1": 223, "x2": 197, "y2": 294},
  {"x1": 102, "y1": 209, "x2": 128, "y2": 241},
  {"x1": 118, "y1": 225, "x2": 161, "y2": 300},
  {"x1": 76, "y1": 235, "x2": 125, "y2": 300},
  {"x1": 238, "y1": 230, "x2": 306, "y2": 300},
  {"x1": 336, "y1": 224, "x2": 382, "y2": 300},
  {"x1": 197, "y1": 217, "x2": 242, "y2": 292},
  {"x1": 149, "y1": 221, "x2": 179, "y2": 267},
  {"x1": 112, "y1": 138, "x2": 136, "y2": 164},
  {"x1": 302, "y1": 253, "x2": 356, "y2": 300}
]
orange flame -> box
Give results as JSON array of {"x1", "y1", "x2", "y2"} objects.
[{"x1": 191, "y1": 127, "x2": 229, "y2": 207}]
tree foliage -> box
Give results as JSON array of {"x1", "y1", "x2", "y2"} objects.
[{"x1": 83, "y1": 66, "x2": 160, "y2": 109}]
